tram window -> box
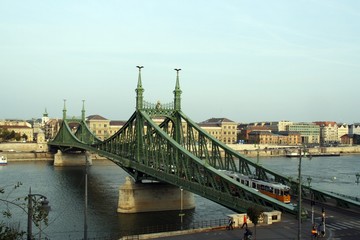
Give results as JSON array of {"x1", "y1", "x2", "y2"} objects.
[
  {"x1": 261, "y1": 185, "x2": 264, "y2": 190},
  {"x1": 275, "y1": 189, "x2": 279, "y2": 195},
  {"x1": 252, "y1": 182, "x2": 256, "y2": 188},
  {"x1": 246, "y1": 181, "x2": 249, "y2": 186},
  {"x1": 236, "y1": 178, "x2": 240, "y2": 182},
  {"x1": 241, "y1": 180, "x2": 244, "y2": 184}
]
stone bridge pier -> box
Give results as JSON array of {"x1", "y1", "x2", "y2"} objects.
[
  {"x1": 54, "y1": 150, "x2": 92, "y2": 166},
  {"x1": 118, "y1": 177, "x2": 195, "y2": 213}
]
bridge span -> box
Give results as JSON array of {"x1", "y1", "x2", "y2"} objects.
[{"x1": 48, "y1": 67, "x2": 359, "y2": 215}]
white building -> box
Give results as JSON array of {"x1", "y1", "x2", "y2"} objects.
[
  {"x1": 349, "y1": 124, "x2": 360, "y2": 135},
  {"x1": 337, "y1": 123, "x2": 349, "y2": 141}
]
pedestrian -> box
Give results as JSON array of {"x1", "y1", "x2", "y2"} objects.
[
  {"x1": 317, "y1": 223, "x2": 325, "y2": 236},
  {"x1": 241, "y1": 214, "x2": 248, "y2": 229},
  {"x1": 311, "y1": 224, "x2": 318, "y2": 238},
  {"x1": 227, "y1": 217, "x2": 234, "y2": 230},
  {"x1": 243, "y1": 227, "x2": 252, "y2": 240}
]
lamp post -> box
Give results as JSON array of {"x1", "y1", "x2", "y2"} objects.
[
  {"x1": 255, "y1": 143, "x2": 260, "y2": 165},
  {"x1": 84, "y1": 154, "x2": 89, "y2": 240},
  {"x1": 27, "y1": 188, "x2": 50, "y2": 240},
  {"x1": 296, "y1": 144, "x2": 314, "y2": 240},
  {"x1": 297, "y1": 147, "x2": 303, "y2": 240},
  {"x1": 307, "y1": 177, "x2": 314, "y2": 225},
  {"x1": 179, "y1": 187, "x2": 185, "y2": 230},
  {"x1": 321, "y1": 207, "x2": 326, "y2": 236}
]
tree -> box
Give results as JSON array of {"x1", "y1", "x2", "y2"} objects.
[
  {"x1": 1, "y1": 183, "x2": 49, "y2": 239},
  {"x1": 7, "y1": 131, "x2": 16, "y2": 141},
  {"x1": 22, "y1": 133, "x2": 28, "y2": 141},
  {"x1": 1, "y1": 182, "x2": 25, "y2": 239},
  {"x1": 15, "y1": 133, "x2": 21, "y2": 141},
  {"x1": 246, "y1": 205, "x2": 265, "y2": 239}
]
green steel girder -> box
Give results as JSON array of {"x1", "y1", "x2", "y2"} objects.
[
  {"x1": 48, "y1": 105, "x2": 360, "y2": 214},
  {"x1": 85, "y1": 109, "x2": 295, "y2": 213},
  {"x1": 49, "y1": 118, "x2": 102, "y2": 152},
  {"x1": 48, "y1": 68, "x2": 360, "y2": 214}
]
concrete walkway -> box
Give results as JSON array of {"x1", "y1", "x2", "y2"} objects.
[{"x1": 122, "y1": 215, "x2": 327, "y2": 240}]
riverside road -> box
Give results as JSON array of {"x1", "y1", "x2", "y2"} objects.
[{"x1": 136, "y1": 201, "x2": 360, "y2": 240}]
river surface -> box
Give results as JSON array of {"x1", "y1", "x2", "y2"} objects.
[{"x1": 1, "y1": 154, "x2": 359, "y2": 239}]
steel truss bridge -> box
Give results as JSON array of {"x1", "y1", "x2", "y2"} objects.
[{"x1": 48, "y1": 68, "x2": 360, "y2": 214}]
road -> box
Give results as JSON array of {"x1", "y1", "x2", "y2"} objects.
[{"x1": 129, "y1": 202, "x2": 360, "y2": 240}]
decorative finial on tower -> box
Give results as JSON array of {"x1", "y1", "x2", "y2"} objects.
[
  {"x1": 135, "y1": 66, "x2": 144, "y2": 110},
  {"x1": 174, "y1": 68, "x2": 182, "y2": 111},
  {"x1": 63, "y1": 99, "x2": 67, "y2": 120},
  {"x1": 174, "y1": 68, "x2": 181, "y2": 90},
  {"x1": 136, "y1": 65, "x2": 144, "y2": 88},
  {"x1": 82, "y1": 100, "x2": 85, "y2": 121}
]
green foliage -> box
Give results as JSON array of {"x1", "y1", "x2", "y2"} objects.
[
  {"x1": 0, "y1": 223, "x2": 25, "y2": 240},
  {"x1": 22, "y1": 133, "x2": 28, "y2": 140},
  {"x1": 0, "y1": 128, "x2": 28, "y2": 142},
  {"x1": 246, "y1": 205, "x2": 265, "y2": 239},
  {"x1": 1, "y1": 182, "x2": 49, "y2": 239},
  {"x1": 246, "y1": 205, "x2": 265, "y2": 226}
]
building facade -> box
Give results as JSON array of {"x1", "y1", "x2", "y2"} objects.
[
  {"x1": 286, "y1": 122, "x2": 320, "y2": 144},
  {"x1": 349, "y1": 124, "x2": 360, "y2": 135},
  {"x1": 238, "y1": 125, "x2": 271, "y2": 143},
  {"x1": 314, "y1": 121, "x2": 338, "y2": 145},
  {"x1": 0, "y1": 120, "x2": 34, "y2": 141},
  {"x1": 248, "y1": 131, "x2": 301, "y2": 145},
  {"x1": 199, "y1": 118, "x2": 238, "y2": 144},
  {"x1": 337, "y1": 123, "x2": 349, "y2": 141},
  {"x1": 86, "y1": 115, "x2": 111, "y2": 140}
]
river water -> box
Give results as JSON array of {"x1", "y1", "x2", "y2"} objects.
[{"x1": 1, "y1": 154, "x2": 359, "y2": 239}]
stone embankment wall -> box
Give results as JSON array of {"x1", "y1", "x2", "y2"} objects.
[
  {"x1": 0, "y1": 142, "x2": 51, "y2": 161},
  {"x1": 227, "y1": 144, "x2": 360, "y2": 157},
  {"x1": 2, "y1": 142, "x2": 360, "y2": 161},
  {"x1": 2, "y1": 151, "x2": 53, "y2": 161}
]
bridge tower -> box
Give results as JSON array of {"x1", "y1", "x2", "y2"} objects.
[
  {"x1": 53, "y1": 99, "x2": 93, "y2": 166},
  {"x1": 118, "y1": 67, "x2": 195, "y2": 213}
]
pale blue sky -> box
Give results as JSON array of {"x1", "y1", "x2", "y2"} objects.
[{"x1": 1, "y1": 0, "x2": 359, "y2": 123}]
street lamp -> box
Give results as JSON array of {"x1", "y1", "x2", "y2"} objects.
[
  {"x1": 27, "y1": 188, "x2": 50, "y2": 240},
  {"x1": 255, "y1": 143, "x2": 260, "y2": 165},
  {"x1": 297, "y1": 146, "x2": 311, "y2": 240},
  {"x1": 297, "y1": 147, "x2": 303, "y2": 240},
  {"x1": 322, "y1": 207, "x2": 326, "y2": 236},
  {"x1": 84, "y1": 154, "x2": 89, "y2": 240},
  {"x1": 307, "y1": 177, "x2": 314, "y2": 225},
  {"x1": 179, "y1": 187, "x2": 185, "y2": 230}
]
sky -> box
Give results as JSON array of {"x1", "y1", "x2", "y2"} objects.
[{"x1": 1, "y1": 0, "x2": 359, "y2": 124}]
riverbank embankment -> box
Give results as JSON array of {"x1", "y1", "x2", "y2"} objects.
[
  {"x1": 227, "y1": 144, "x2": 360, "y2": 157},
  {"x1": 2, "y1": 142, "x2": 360, "y2": 161}
]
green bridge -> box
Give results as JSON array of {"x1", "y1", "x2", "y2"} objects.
[{"x1": 48, "y1": 67, "x2": 359, "y2": 215}]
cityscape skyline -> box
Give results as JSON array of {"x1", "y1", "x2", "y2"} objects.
[{"x1": 1, "y1": 1, "x2": 359, "y2": 123}]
